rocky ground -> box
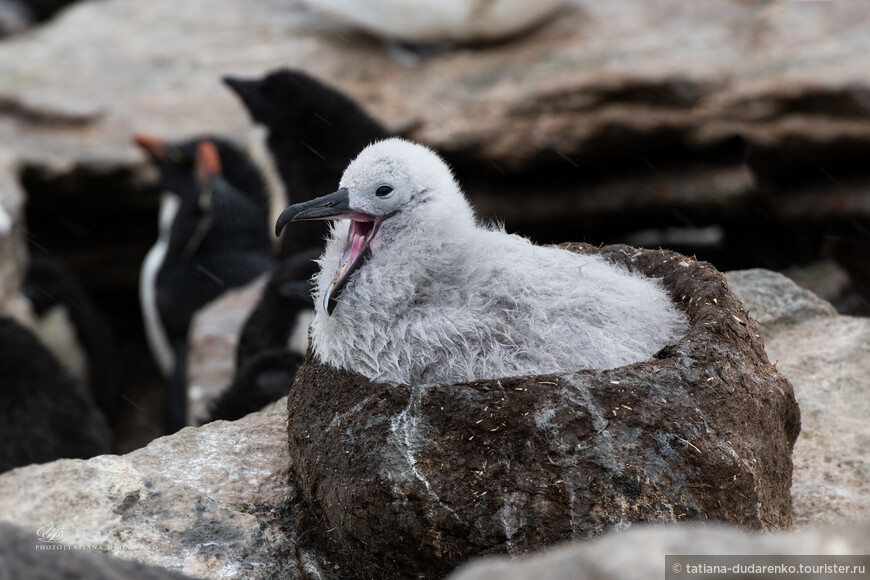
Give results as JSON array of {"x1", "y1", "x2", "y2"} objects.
[
  {"x1": 0, "y1": 0, "x2": 868, "y2": 578},
  {"x1": 0, "y1": 269, "x2": 867, "y2": 578}
]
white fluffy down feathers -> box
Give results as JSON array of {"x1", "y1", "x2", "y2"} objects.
[{"x1": 308, "y1": 139, "x2": 688, "y2": 386}]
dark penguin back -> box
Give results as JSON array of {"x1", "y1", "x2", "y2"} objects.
[
  {"x1": 156, "y1": 162, "x2": 274, "y2": 348},
  {"x1": 0, "y1": 317, "x2": 113, "y2": 473},
  {"x1": 203, "y1": 348, "x2": 303, "y2": 423}
]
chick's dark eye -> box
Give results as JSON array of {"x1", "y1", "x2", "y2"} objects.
[{"x1": 375, "y1": 185, "x2": 393, "y2": 197}]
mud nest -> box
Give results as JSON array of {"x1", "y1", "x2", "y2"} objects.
[{"x1": 285, "y1": 244, "x2": 801, "y2": 579}]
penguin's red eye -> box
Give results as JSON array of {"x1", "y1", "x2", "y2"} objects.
[{"x1": 375, "y1": 185, "x2": 393, "y2": 197}]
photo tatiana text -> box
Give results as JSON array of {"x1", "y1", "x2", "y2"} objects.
[
  {"x1": 34, "y1": 524, "x2": 141, "y2": 553},
  {"x1": 36, "y1": 543, "x2": 113, "y2": 551},
  {"x1": 34, "y1": 542, "x2": 142, "y2": 552}
]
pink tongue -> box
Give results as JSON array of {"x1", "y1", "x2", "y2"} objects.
[
  {"x1": 348, "y1": 222, "x2": 368, "y2": 261},
  {"x1": 332, "y1": 221, "x2": 369, "y2": 289}
]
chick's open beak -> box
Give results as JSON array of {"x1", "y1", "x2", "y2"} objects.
[
  {"x1": 275, "y1": 188, "x2": 386, "y2": 315},
  {"x1": 274, "y1": 188, "x2": 355, "y2": 236}
]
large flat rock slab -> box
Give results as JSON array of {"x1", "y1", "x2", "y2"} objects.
[{"x1": 776, "y1": 316, "x2": 870, "y2": 526}]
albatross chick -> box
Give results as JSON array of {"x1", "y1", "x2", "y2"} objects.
[{"x1": 276, "y1": 138, "x2": 689, "y2": 386}]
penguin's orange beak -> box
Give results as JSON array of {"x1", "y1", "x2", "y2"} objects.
[
  {"x1": 194, "y1": 141, "x2": 222, "y2": 185},
  {"x1": 133, "y1": 133, "x2": 167, "y2": 160}
]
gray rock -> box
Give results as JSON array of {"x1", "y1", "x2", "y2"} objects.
[
  {"x1": 300, "y1": 0, "x2": 567, "y2": 45},
  {"x1": 0, "y1": 399, "x2": 343, "y2": 579},
  {"x1": 725, "y1": 269, "x2": 837, "y2": 332},
  {"x1": 446, "y1": 521, "x2": 870, "y2": 580},
  {"x1": 780, "y1": 260, "x2": 868, "y2": 317},
  {"x1": 726, "y1": 268, "x2": 870, "y2": 525},
  {"x1": 1, "y1": 0, "x2": 865, "y2": 197},
  {"x1": 766, "y1": 315, "x2": 870, "y2": 527},
  {"x1": 286, "y1": 245, "x2": 800, "y2": 579}
]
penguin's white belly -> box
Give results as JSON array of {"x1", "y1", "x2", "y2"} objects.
[
  {"x1": 140, "y1": 193, "x2": 178, "y2": 377},
  {"x1": 33, "y1": 304, "x2": 88, "y2": 382}
]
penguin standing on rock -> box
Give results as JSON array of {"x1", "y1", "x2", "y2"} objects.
[
  {"x1": 201, "y1": 247, "x2": 320, "y2": 423},
  {"x1": 232, "y1": 247, "x2": 321, "y2": 370},
  {"x1": 137, "y1": 137, "x2": 274, "y2": 432},
  {"x1": 203, "y1": 348, "x2": 304, "y2": 422},
  {"x1": 135, "y1": 134, "x2": 272, "y2": 379}
]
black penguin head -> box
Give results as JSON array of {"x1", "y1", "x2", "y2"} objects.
[
  {"x1": 223, "y1": 69, "x2": 324, "y2": 127},
  {"x1": 191, "y1": 140, "x2": 269, "y2": 227},
  {"x1": 134, "y1": 133, "x2": 267, "y2": 205},
  {"x1": 222, "y1": 68, "x2": 387, "y2": 138}
]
